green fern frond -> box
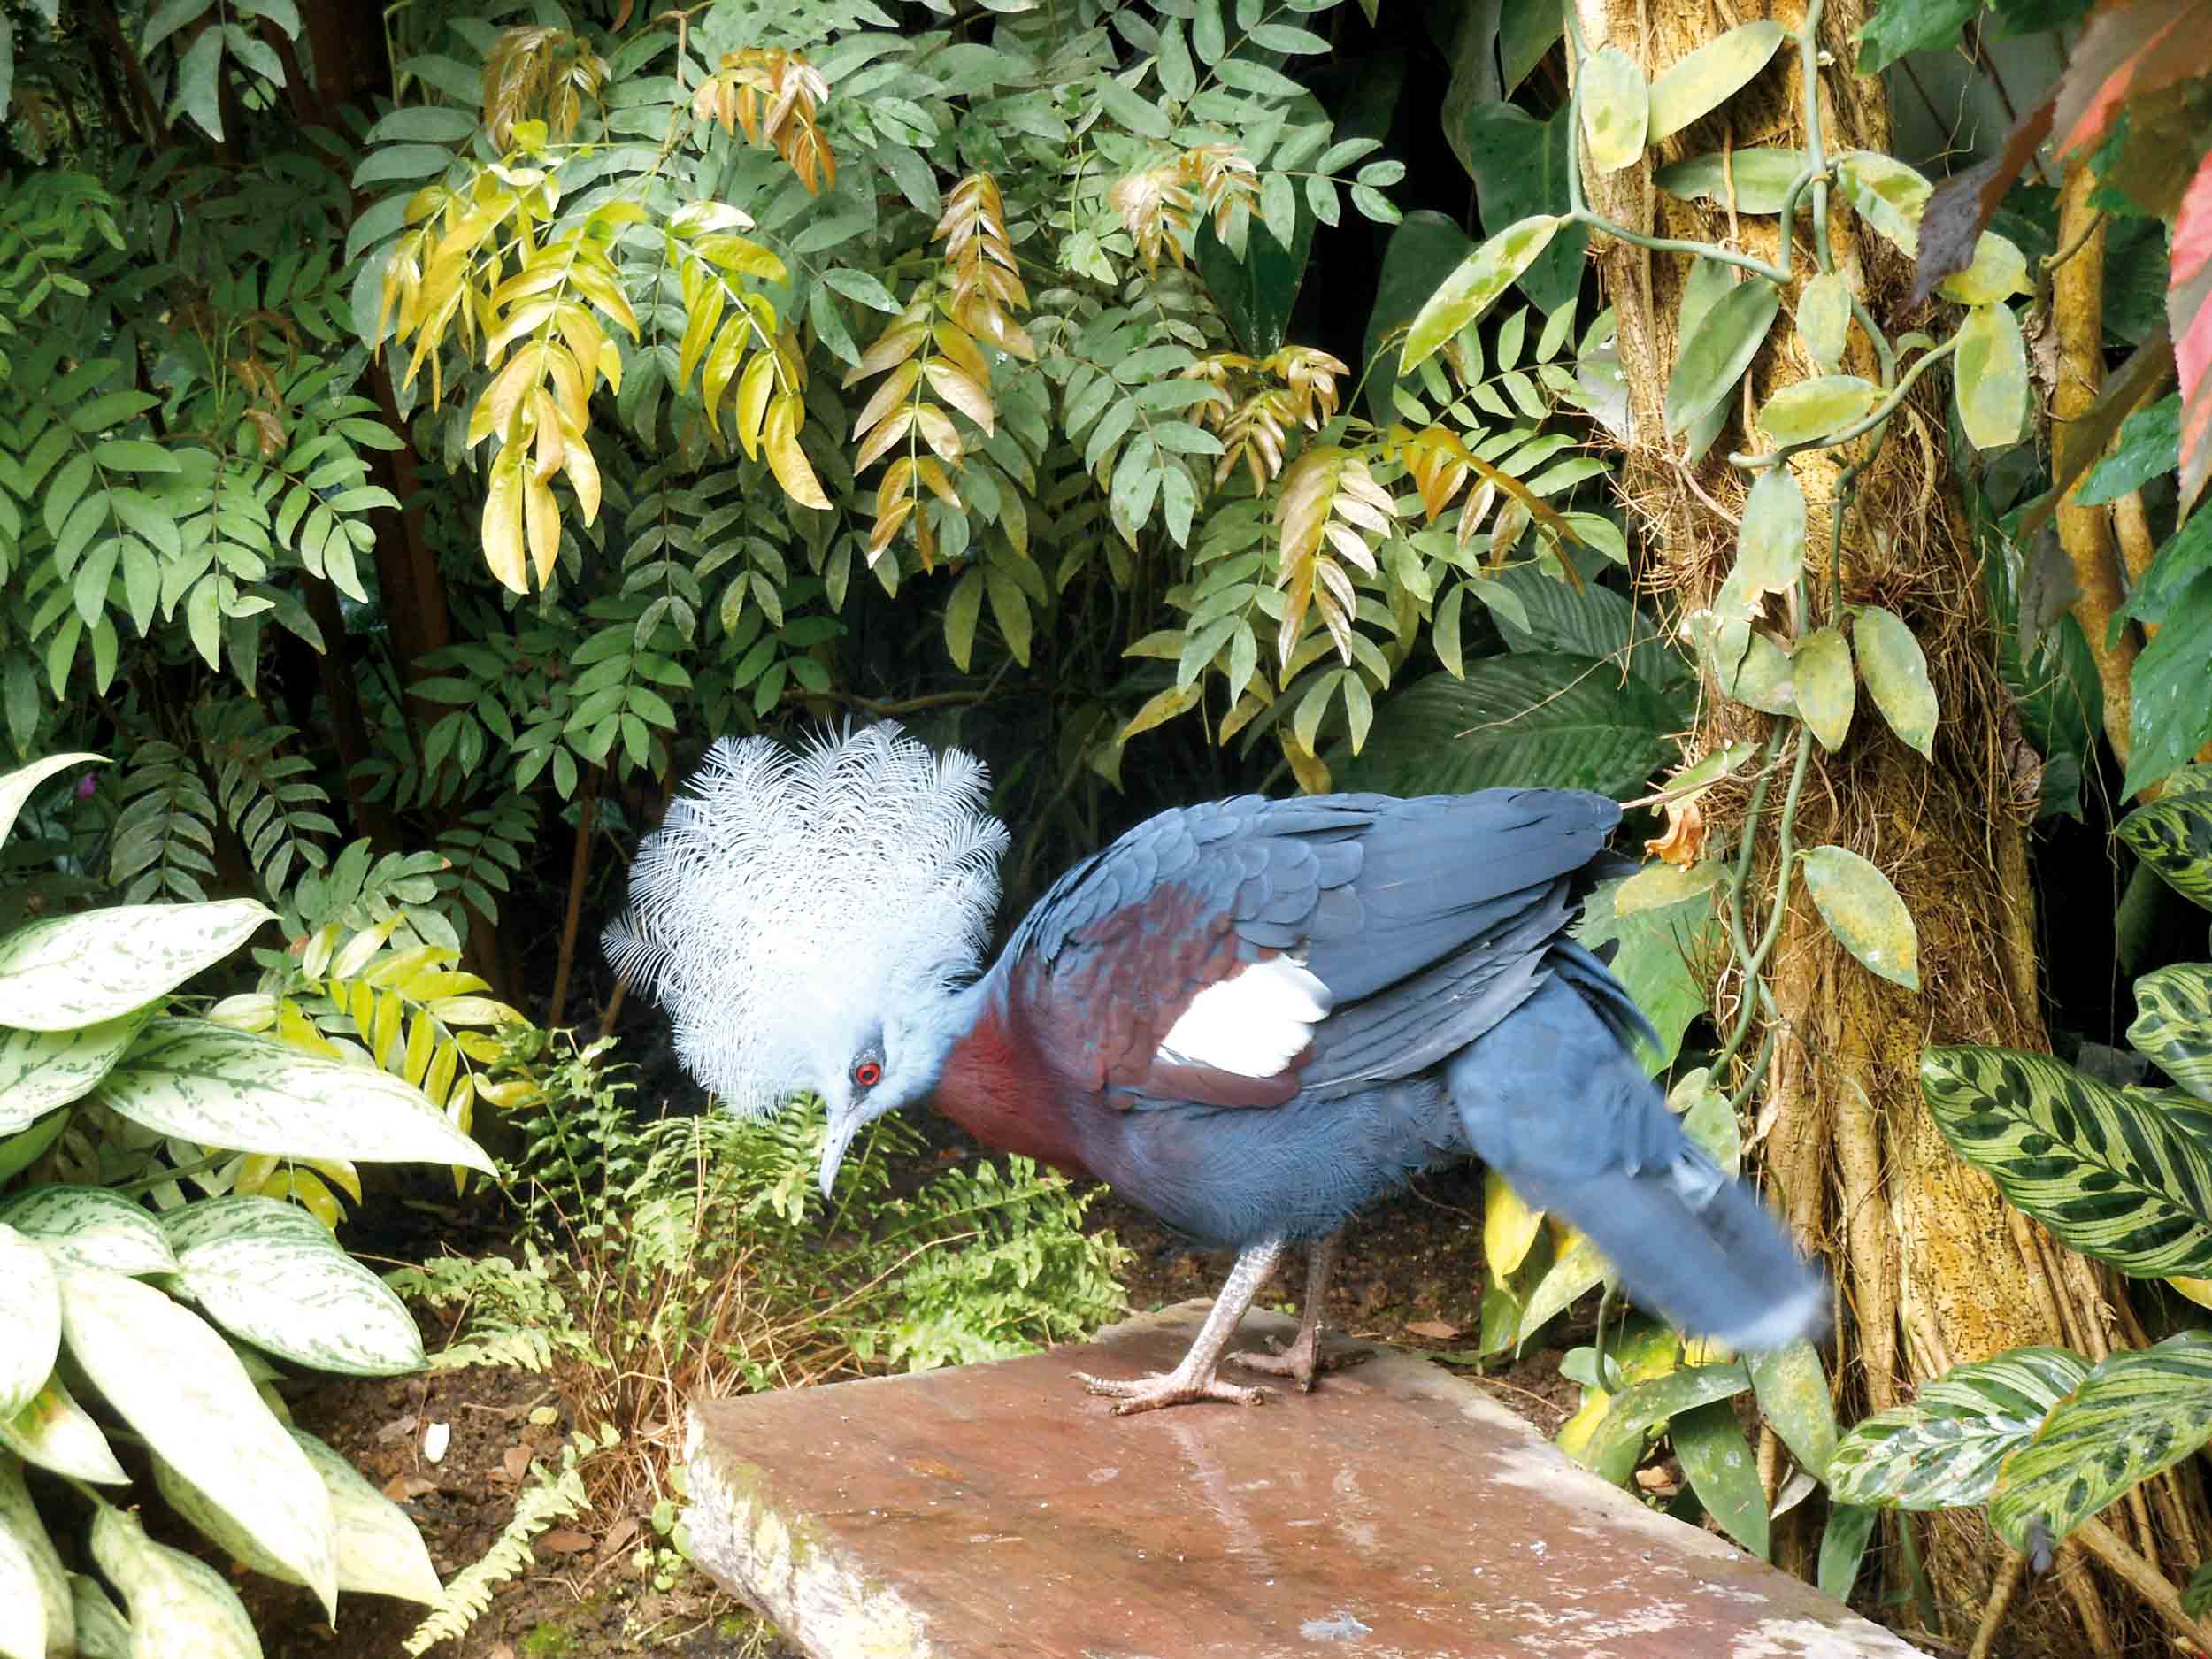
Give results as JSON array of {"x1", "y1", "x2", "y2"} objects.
[{"x1": 403, "y1": 1452, "x2": 590, "y2": 1655}]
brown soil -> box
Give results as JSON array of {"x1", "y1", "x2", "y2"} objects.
[{"x1": 221, "y1": 1165, "x2": 1581, "y2": 1659}]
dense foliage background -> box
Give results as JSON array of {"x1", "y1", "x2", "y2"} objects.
[{"x1": 2, "y1": 0, "x2": 2212, "y2": 1652}]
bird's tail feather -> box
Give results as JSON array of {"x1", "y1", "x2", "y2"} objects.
[{"x1": 1509, "y1": 1151, "x2": 1829, "y2": 1351}]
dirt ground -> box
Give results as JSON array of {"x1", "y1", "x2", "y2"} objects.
[{"x1": 218, "y1": 1163, "x2": 1584, "y2": 1659}]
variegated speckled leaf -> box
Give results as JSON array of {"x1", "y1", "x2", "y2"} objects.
[
  {"x1": 98, "y1": 1018, "x2": 494, "y2": 1171},
  {"x1": 157, "y1": 1428, "x2": 441, "y2": 1604},
  {"x1": 0, "y1": 900, "x2": 273, "y2": 1032},
  {"x1": 0, "y1": 754, "x2": 103, "y2": 853},
  {"x1": 68, "y1": 1576, "x2": 129, "y2": 1659},
  {"x1": 0, "y1": 1186, "x2": 176, "y2": 1277},
  {"x1": 61, "y1": 1268, "x2": 336, "y2": 1617},
  {"x1": 2117, "y1": 792, "x2": 2212, "y2": 911},
  {"x1": 0, "y1": 1011, "x2": 153, "y2": 1133},
  {"x1": 1989, "y1": 1334, "x2": 2212, "y2": 1549},
  {"x1": 0, "y1": 1225, "x2": 57, "y2": 1420},
  {"x1": 2131, "y1": 965, "x2": 2212, "y2": 1104},
  {"x1": 0, "y1": 1510, "x2": 42, "y2": 1659},
  {"x1": 1827, "y1": 1346, "x2": 2087, "y2": 1510},
  {"x1": 1924, "y1": 1046, "x2": 2212, "y2": 1275},
  {"x1": 0, "y1": 1453, "x2": 68, "y2": 1659},
  {"x1": 89, "y1": 1503, "x2": 261, "y2": 1659},
  {"x1": 159, "y1": 1193, "x2": 337, "y2": 1255},
  {"x1": 176, "y1": 1233, "x2": 426, "y2": 1376},
  {"x1": 0, "y1": 1372, "x2": 127, "y2": 1484}
]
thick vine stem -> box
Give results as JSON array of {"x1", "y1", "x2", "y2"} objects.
[
  {"x1": 1712, "y1": 732, "x2": 1814, "y2": 1076},
  {"x1": 2051, "y1": 157, "x2": 2139, "y2": 768},
  {"x1": 1967, "y1": 1549, "x2": 2026, "y2": 1659}
]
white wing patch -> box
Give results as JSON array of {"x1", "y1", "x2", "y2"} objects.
[{"x1": 1156, "y1": 954, "x2": 1333, "y2": 1079}]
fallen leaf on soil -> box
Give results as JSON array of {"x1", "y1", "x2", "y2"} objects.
[
  {"x1": 501, "y1": 1444, "x2": 534, "y2": 1482},
  {"x1": 376, "y1": 1414, "x2": 419, "y2": 1444},
  {"x1": 1635, "y1": 1466, "x2": 1677, "y2": 1493},
  {"x1": 602, "y1": 1514, "x2": 641, "y2": 1555},
  {"x1": 535, "y1": 1529, "x2": 594, "y2": 1555},
  {"x1": 381, "y1": 1473, "x2": 440, "y2": 1501},
  {"x1": 1405, "y1": 1319, "x2": 1462, "y2": 1340},
  {"x1": 528, "y1": 1406, "x2": 560, "y2": 1426}
]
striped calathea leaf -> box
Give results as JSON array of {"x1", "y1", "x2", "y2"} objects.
[
  {"x1": 1922, "y1": 1046, "x2": 2212, "y2": 1276},
  {"x1": 1989, "y1": 1333, "x2": 2212, "y2": 1550},
  {"x1": 2117, "y1": 789, "x2": 2212, "y2": 911},
  {"x1": 2130, "y1": 964, "x2": 2212, "y2": 1104},
  {"x1": 1827, "y1": 1347, "x2": 2089, "y2": 1510}
]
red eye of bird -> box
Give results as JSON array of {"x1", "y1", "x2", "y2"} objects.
[{"x1": 853, "y1": 1061, "x2": 882, "y2": 1089}]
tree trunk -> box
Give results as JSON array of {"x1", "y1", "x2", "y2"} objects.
[{"x1": 1571, "y1": 1, "x2": 2205, "y2": 1650}]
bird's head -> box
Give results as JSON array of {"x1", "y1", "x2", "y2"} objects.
[{"x1": 604, "y1": 722, "x2": 1009, "y2": 1190}]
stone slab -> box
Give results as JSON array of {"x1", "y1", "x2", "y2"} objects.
[{"x1": 686, "y1": 1302, "x2": 1916, "y2": 1659}]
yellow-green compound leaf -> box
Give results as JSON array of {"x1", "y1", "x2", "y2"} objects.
[
  {"x1": 0, "y1": 754, "x2": 102, "y2": 854},
  {"x1": 1955, "y1": 303, "x2": 2029, "y2": 451},
  {"x1": 173, "y1": 1232, "x2": 426, "y2": 1376},
  {"x1": 0, "y1": 1453, "x2": 65, "y2": 1659},
  {"x1": 1613, "y1": 861, "x2": 1724, "y2": 916},
  {"x1": 1923, "y1": 1047, "x2": 2212, "y2": 1276},
  {"x1": 89, "y1": 1504, "x2": 261, "y2": 1659},
  {"x1": 157, "y1": 1428, "x2": 442, "y2": 1605},
  {"x1": 1800, "y1": 844, "x2": 1918, "y2": 989},
  {"x1": 0, "y1": 1186, "x2": 175, "y2": 1278},
  {"x1": 1794, "y1": 626, "x2": 1855, "y2": 751},
  {"x1": 96, "y1": 1018, "x2": 495, "y2": 1171},
  {"x1": 1647, "y1": 21, "x2": 1787, "y2": 142},
  {"x1": 1672, "y1": 1399, "x2": 1770, "y2": 1559},
  {"x1": 0, "y1": 900, "x2": 273, "y2": 1033},
  {"x1": 1748, "y1": 1340, "x2": 1839, "y2": 1479},
  {"x1": 1578, "y1": 46, "x2": 1649, "y2": 173},
  {"x1": 1939, "y1": 232, "x2": 2031, "y2": 306},
  {"x1": 1828, "y1": 1346, "x2": 2088, "y2": 1510},
  {"x1": 0, "y1": 1011, "x2": 153, "y2": 1134},
  {"x1": 64, "y1": 1269, "x2": 337, "y2": 1617},
  {"x1": 1832, "y1": 150, "x2": 1932, "y2": 257},
  {"x1": 1796, "y1": 272, "x2": 1852, "y2": 373},
  {"x1": 0, "y1": 1373, "x2": 126, "y2": 1484},
  {"x1": 1666, "y1": 277, "x2": 1781, "y2": 437},
  {"x1": 2116, "y1": 785, "x2": 2212, "y2": 911},
  {"x1": 0, "y1": 1226, "x2": 56, "y2": 1421},
  {"x1": 1735, "y1": 465, "x2": 1807, "y2": 600},
  {"x1": 1989, "y1": 1334, "x2": 2212, "y2": 1551},
  {"x1": 1400, "y1": 216, "x2": 1565, "y2": 373},
  {"x1": 2130, "y1": 965, "x2": 2212, "y2": 1105},
  {"x1": 1655, "y1": 148, "x2": 1809, "y2": 214},
  {"x1": 1755, "y1": 375, "x2": 1885, "y2": 447},
  {"x1": 1852, "y1": 605, "x2": 1938, "y2": 758}
]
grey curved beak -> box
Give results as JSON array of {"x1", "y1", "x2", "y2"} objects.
[{"x1": 818, "y1": 1102, "x2": 863, "y2": 1200}]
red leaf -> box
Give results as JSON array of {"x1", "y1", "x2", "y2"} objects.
[
  {"x1": 2053, "y1": 0, "x2": 2211, "y2": 158},
  {"x1": 2170, "y1": 159, "x2": 2212, "y2": 517}
]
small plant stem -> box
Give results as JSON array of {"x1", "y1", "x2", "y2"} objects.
[
  {"x1": 1968, "y1": 1549, "x2": 2026, "y2": 1659},
  {"x1": 1793, "y1": 0, "x2": 1832, "y2": 274},
  {"x1": 549, "y1": 771, "x2": 601, "y2": 1030},
  {"x1": 1897, "y1": 1511, "x2": 1942, "y2": 1636},
  {"x1": 2071, "y1": 1517, "x2": 2212, "y2": 1655},
  {"x1": 1712, "y1": 730, "x2": 1813, "y2": 1075},
  {"x1": 111, "y1": 1152, "x2": 229, "y2": 1196}
]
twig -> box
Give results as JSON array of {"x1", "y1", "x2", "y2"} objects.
[
  {"x1": 2071, "y1": 1517, "x2": 2212, "y2": 1655},
  {"x1": 1968, "y1": 1548, "x2": 2026, "y2": 1659},
  {"x1": 548, "y1": 775, "x2": 601, "y2": 1030}
]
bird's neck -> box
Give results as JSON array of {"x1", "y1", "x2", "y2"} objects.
[{"x1": 927, "y1": 971, "x2": 1097, "y2": 1179}]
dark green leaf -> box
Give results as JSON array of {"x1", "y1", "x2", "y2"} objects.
[
  {"x1": 1666, "y1": 278, "x2": 1780, "y2": 437},
  {"x1": 1922, "y1": 1046, "x2": 2212, "y2": 1276},
  {"x1": 1576, "y1": 1362, "x2": 1752, "y2": 1485},
  {"x1": 2130, "y1": 965, "x2": 2212, "y2": 1105},
  {"x1": 1458, "y1": 102, "x2": 1590, "y2": 314},
  {"x1": 1855, "y1": 0, "x2": 1978, "y2": 74},
  {"x1": 1673, "y1": 1400, "x2": 1769, "y2": 1558},
  {"x1": 2116, "y1": 775, "x2": 2212, "y2": 910},
  {"x1": 1655, "y1": 150, "x2": 1810, "y2": 215},
  {"x1": 1362, "y1": 212, "x2": 1476, "y2": 421},
  {"x1": 1333, "y1": 653, "x2": 1673, "y2": 799},
  {"x1": 2123, "y1": 571, "x2": 2212, "y2": 798},
  {"x1": 1819, "y1": 1505, "x2": 1879, "y2": 1603}
]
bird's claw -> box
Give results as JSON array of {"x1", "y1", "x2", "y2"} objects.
[
  {"x1": 1226, "y1": 1338, "x2": 1372, "y2": 1392},
  {"x1": 1071, "y1": 1369, "x2": 1274, "y2": 1415}
]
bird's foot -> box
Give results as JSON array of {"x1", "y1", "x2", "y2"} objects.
[
  {"x1": 1071, "y1": 1368, "x2": 1274, "y2": 1416},
  {"x1": 1226, "y1": 1336, "x2": 1371, "y2": 1392}
]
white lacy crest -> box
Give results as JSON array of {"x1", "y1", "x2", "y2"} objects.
[{"x1": 603, "y1": 722, "x2": 1009, "y2": 1113}]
